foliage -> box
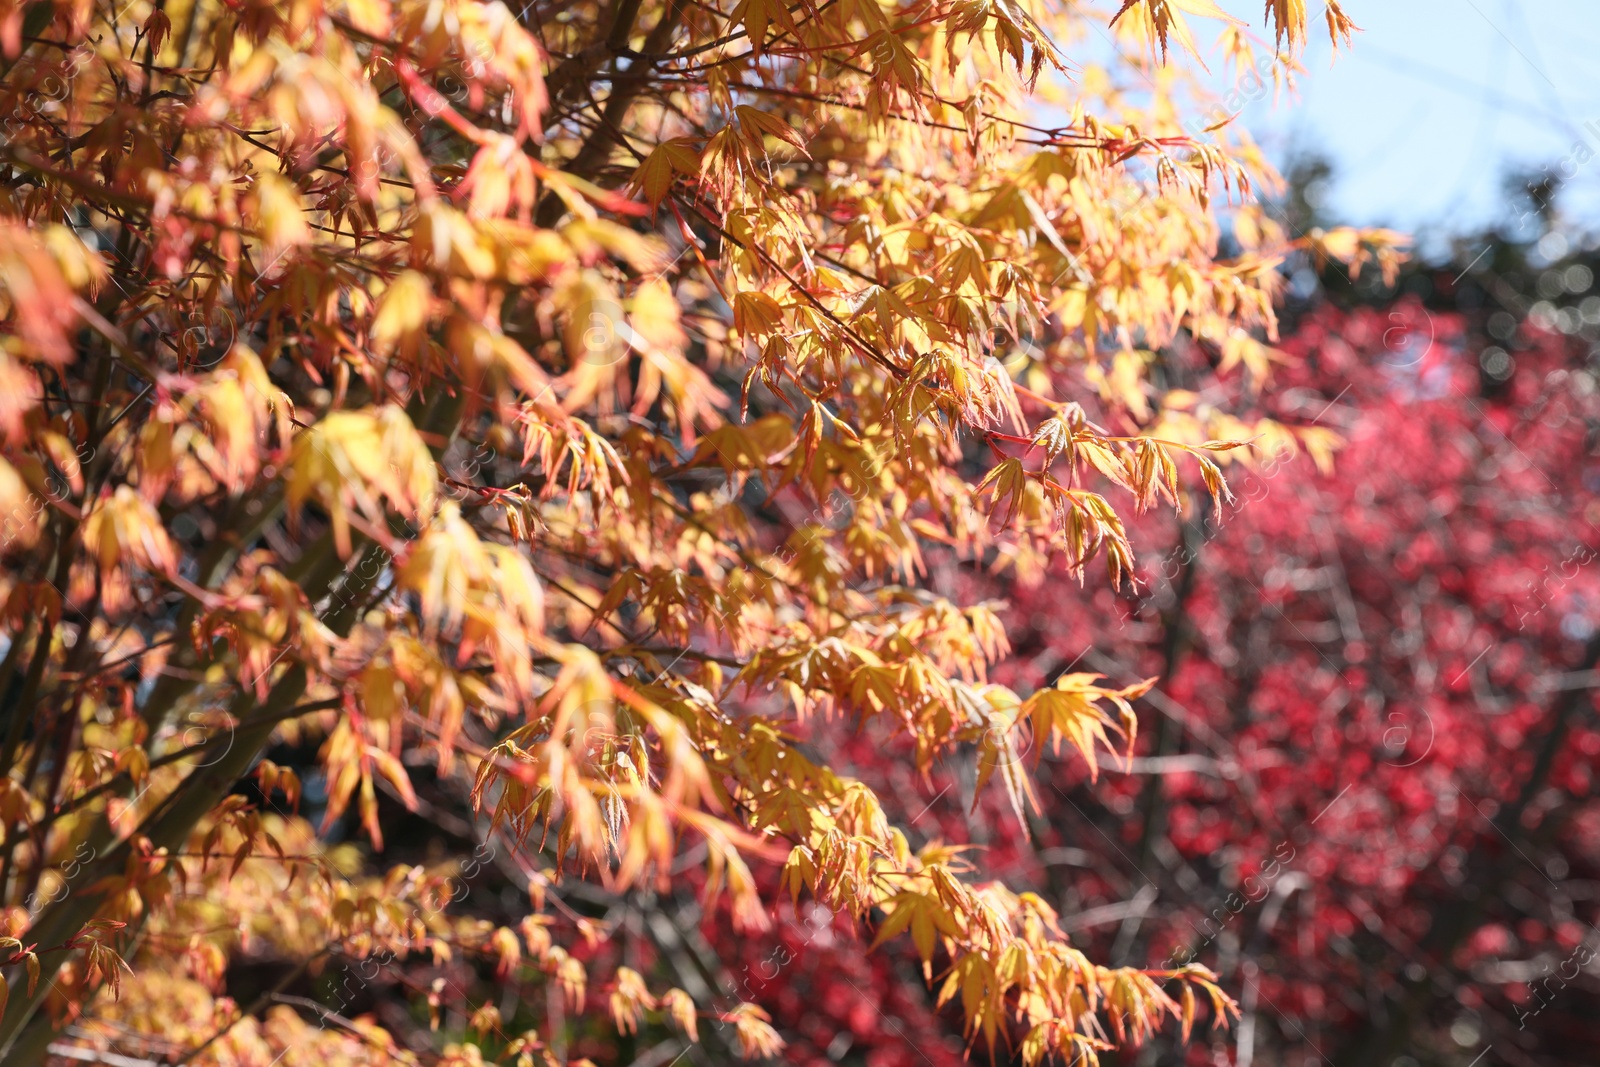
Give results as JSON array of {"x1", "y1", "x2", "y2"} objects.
[{"x1": 0, "y1": 0, "x2": 1396, "y2": 1063}]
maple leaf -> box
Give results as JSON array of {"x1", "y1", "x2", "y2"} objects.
[
  {"x1": 726, "y1": 0, "x2": 797, "y2": 60},
  {"x1": 1112, "y1": 0, "x2": 1241, "y2": 65},
  {"x1": 734, "y1": 105, "x2": 810, "y2": 157},
  {"x1": 629, "y1": 138, "x2": 703, "y2": 208}
]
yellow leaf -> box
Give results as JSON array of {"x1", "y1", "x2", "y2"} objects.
[
  {"x1": 371, "y1": 270, "x2": 433, "y2": 354},
  {"x1": 250, "y1": 172, "x2": 309, "y2": 267},
  {"x1": 732, "y1": 290, "x2": 785, "y2": 338},
  {"x1": 630, "y1": 146, "x2": 677, "y2": 208},
  {"x1": 726, "y1": 0, "x2": 795, "y2": 60},
  {"x1": 734, "y1": 105, "x2": 810, "y2": 157},
  {"x1": 1264, "y1": 0, "x2": 1308, "y2": 48}
]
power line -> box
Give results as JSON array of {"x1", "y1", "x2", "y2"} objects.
[
  {"x1": 1496, "y1": 0, "x2": 1587, "y2": 143},
  {"x1": 1351, "y1": 42, "x2": 1572, "y2": 130},
  {"x1": 1440, "y1": 18, "x2": 1508, "y2": 216}
]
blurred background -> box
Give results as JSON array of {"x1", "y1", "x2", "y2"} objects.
[{"x1": 845, "y1": 8, "x2": 1600, "y2": 1067}]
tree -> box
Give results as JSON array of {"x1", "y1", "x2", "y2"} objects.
[{"x1": 0, "y1": 0, "x2": 1393, "y2": 1064}]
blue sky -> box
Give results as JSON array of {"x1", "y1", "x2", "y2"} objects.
[{"x1": 1185, "y1": 0, "x2": 1600, "y2": 247}]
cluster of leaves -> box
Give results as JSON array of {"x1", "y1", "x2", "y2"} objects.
[{"x1": 0, "y1": 0, "x2": 1400, "y2": 1064}]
